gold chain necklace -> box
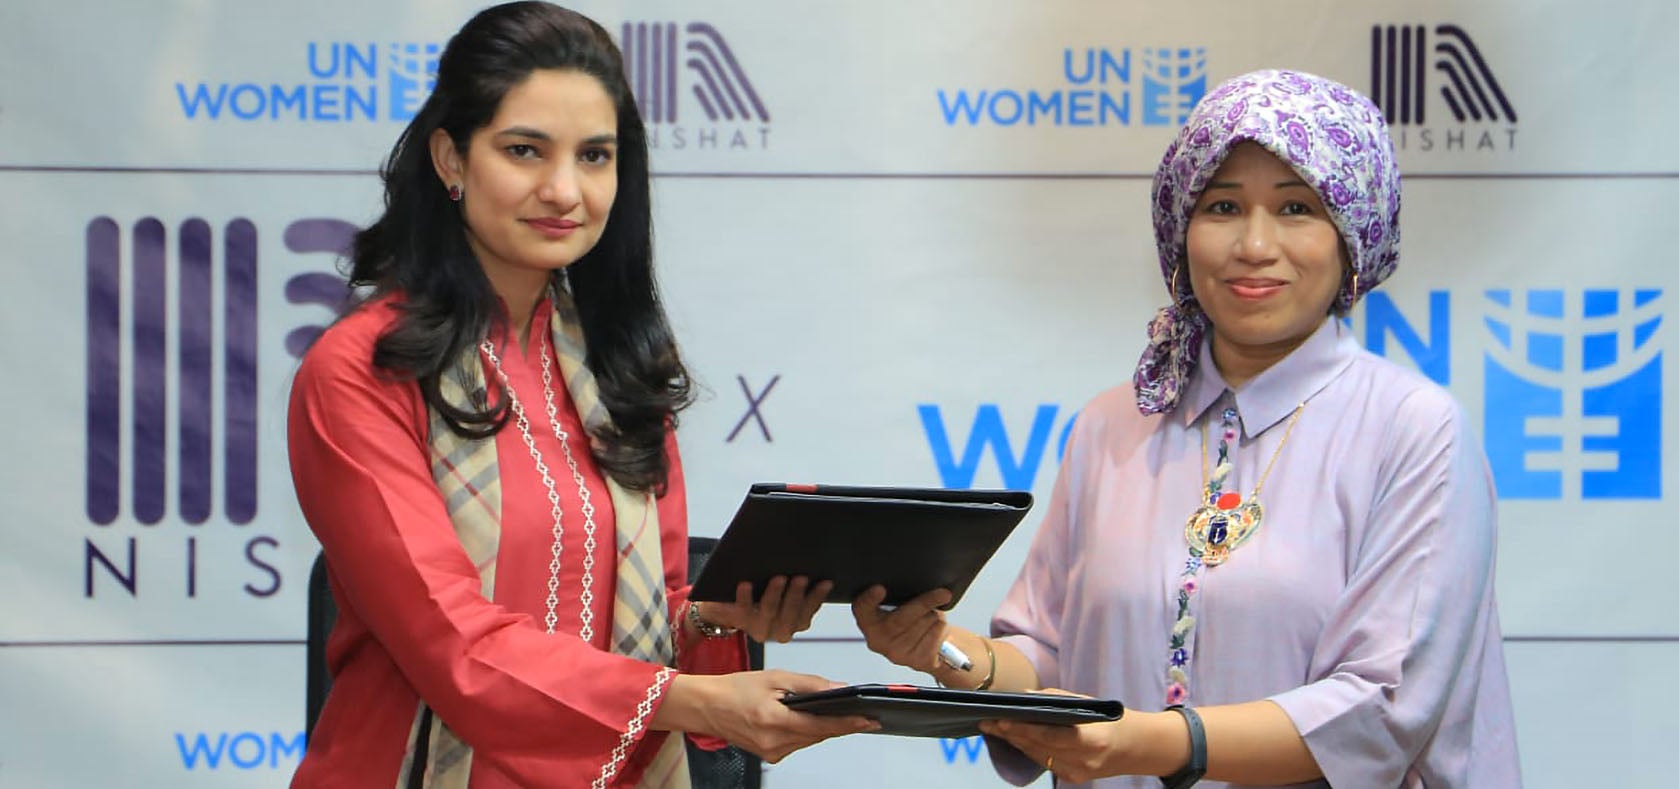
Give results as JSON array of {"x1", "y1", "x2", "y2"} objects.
[{"x1": 1183, "y1": 401, "x2": 1305, "y2": 566}]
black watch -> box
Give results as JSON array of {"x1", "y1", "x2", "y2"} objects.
[{"x1": 1160, "y1": 705, "x2": 1207, "y2": 789}]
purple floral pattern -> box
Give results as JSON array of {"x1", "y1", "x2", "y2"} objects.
[{"x1": 1133, "y1": 69, "x2": 1402, "y2": 415}]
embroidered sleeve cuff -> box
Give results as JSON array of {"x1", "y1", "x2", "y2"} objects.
[{"x1": 596, "y1": 667, "x2": 679, "y2": 786}]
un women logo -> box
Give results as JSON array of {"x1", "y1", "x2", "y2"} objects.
[{"x1": 1482, "y1": 289, "x2": 1661, "y2": 499}]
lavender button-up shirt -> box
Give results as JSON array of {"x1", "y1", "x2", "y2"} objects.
[{"x1": 990, "y1": 318, "x2": 1520, "y2": 788}]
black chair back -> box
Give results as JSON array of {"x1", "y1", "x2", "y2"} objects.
[
  {"x1": 685, "y1": 536, "x2": 765, "y2": 789},
  {"x1": 304, "y1": 551, "x2": 336, "y2": 744}
]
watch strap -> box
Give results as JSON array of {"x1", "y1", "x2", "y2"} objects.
[{"x1": 1160, "y1": 704, "x2": 1207, "y2": 789}]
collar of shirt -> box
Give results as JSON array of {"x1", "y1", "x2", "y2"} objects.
[{"x1": 1179, "y1": 317, "x2": 1361, "y2": 437}]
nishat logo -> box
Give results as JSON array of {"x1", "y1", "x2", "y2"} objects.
[
  {"x1": 619, "y1": 22, "x2": 771, "y2": 151},
  {"x1": 85, "y1": 218, "x2": 260, "y2": 527},
  {"x1": 620, "y1": 22, "x2": 769, "y2": 124},
  {"x1": 281, "y1": 218, "x2": 360, "y2": 357},
  {"x1": 1370, "y1": 24, "x2": 1516, "y2": 152},
  {"x1": 79, "y1": 215, "x2": 355, "y2": 600}
]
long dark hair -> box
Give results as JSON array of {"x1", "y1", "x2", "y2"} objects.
[{"x1": 349, "y1": 1, "x2": 691, "y2": 493}]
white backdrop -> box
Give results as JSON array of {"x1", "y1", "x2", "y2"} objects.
[{"x1": 2, "y1": 0, "x2": 1674, "y2": 786}]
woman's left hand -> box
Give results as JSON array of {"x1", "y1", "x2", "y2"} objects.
[
  {"x1": 979, "y1": 689, "x2": 1130, "y2": 784},
  {"x1": 693, "y1": 577, "x2": 833, "y2": 643}
]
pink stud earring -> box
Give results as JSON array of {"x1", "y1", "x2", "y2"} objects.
[{"x1": 447, "y1": 184, "x2": 463, "y2": 202}]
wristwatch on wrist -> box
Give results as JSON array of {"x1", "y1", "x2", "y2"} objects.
[
  {"x1": 1160, "y1": 704, "x2": 1207, "y2": 789},
  {"x1": 686, "y1": 601, "x2": 740, "y2": 639}
]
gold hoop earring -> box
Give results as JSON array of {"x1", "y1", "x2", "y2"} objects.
[{"x1": 1171, "y1": 265, "x2": 1183, "y2": 305}]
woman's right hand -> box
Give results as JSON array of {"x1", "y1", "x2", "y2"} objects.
[
  {"x1": 850, "y1": 585, "x2": 953, "y2": 672},
  {"x1": 661, "y1": 670, "x2": 879, "y2": 763}
]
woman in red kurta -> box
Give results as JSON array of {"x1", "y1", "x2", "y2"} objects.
[{"x1": 288, "y1": 4, "x2": 874, "y2": 787}]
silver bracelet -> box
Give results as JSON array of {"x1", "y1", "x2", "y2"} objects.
[{"x1": 686, "y1": 600, "x2": 740, "y2": 639}]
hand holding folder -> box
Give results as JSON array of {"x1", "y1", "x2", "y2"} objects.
[
  {"x1": 689, "y1": 483, "x2": 1033, "y2": 609},
  {"x1": 781, "y1": 684, "x2": 1124, "y2": 739}
]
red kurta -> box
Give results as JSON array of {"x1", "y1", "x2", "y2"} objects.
[{"x1": 288, "y1": 298, "x2": 745, "y2": 788}]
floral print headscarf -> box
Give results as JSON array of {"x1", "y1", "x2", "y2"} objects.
[{"x1": 1133, "y1": 69, "x2": 1401, "y2": 415}]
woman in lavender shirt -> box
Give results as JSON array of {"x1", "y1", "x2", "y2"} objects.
[{"x1": 853, "y1": 70, "x2": 1520, "y2": 788}]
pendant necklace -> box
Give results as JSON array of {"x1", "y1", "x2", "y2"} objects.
[{"x1": 1163, "y1": 399, "x2": 1305, "y2": 707}]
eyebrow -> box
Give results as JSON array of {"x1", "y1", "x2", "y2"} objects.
[
  {"x1": 493, "y1": 126, "x2": 618, "y2": 146},
  {"x1": 1203, "y1": 179, "x2": 1313, "y2": 190}
]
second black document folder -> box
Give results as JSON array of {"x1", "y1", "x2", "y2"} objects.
[{"x1": 689, "y1": 483, "x2": 1033, "y2": 609}]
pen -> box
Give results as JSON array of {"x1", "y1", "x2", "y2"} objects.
[
  {"x1": 877, "y1": 601, "x2": 973, "y2": 673},
  {"x1": 938, "y1": 640, "x2": 974, "y2": 672}
]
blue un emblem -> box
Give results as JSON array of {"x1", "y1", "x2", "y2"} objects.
[
  {"x1": 1482, "y1": 289, "x2": 1661, "y2": 499},
  {"x1": 387, "y1": 42, "x2": 440, "y2": 121},
  {"x1": 1139, "y1": 47, "x2": 1206, "y2": 126}
]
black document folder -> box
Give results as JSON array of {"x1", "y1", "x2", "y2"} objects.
[
  {"x1": 782, "y1": 684, "x2": 1123, "y2": 738},
  {"x1": 688, "y1": 483, "x2": 1033, "y2": 609}
]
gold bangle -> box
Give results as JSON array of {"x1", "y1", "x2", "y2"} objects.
[{"x1": 973, "y1": 637, "x2": 997, "y2": 691}]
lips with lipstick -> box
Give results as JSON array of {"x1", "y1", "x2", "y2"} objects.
[
  {"x1": 523, "y1": 217, "x2": 582, "y2": 238},
  {"x1": 1227, "y1": 277, "x2": 1288, "y2": 301}
]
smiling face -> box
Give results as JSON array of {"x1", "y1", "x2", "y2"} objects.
[
  {"x1": 430, "y1": 68, "x2": 620, "y2": 301},
  {"x1": 1185, "y1": 141, "x2": 1347, "y2": 381}
]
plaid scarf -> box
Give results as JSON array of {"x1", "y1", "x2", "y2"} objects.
[{"x1": 400, "y1": 283, "x2": 689, "y2": 789}]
